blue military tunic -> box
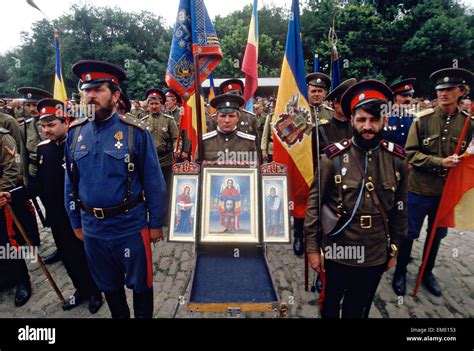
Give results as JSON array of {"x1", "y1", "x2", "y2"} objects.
[
  {"x1": 64, "y1": 112, "x2": 166, "y2": 292},
  {"x1": 383, "y1": 112, "x2": 415, "y2": 147},
  {"x1": 64, "y1": 112, "x2": 166, "y2": 239}
]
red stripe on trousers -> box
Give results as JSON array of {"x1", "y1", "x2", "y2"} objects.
[
  {"x1": 3, "y1": 207, "x2": 19, "y2": 247},
  {"x1": 140, "y1": 228, "x2": 153, "y2": 289}
]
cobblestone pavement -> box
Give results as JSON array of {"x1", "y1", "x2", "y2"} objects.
[{"x1": 0, "y1": 215, "x2": 473, "y2": 319}]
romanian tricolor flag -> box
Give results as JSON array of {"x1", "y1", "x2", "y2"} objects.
[
  {"x1": 272, "y1": 0, "x2": 313, "y2": 218},
  {"x1": 53, "y1": 30, "x2": 68, "y2": 103},
  {"x1": 242, "y1": 0, "x2": 259, "y2": 112}
]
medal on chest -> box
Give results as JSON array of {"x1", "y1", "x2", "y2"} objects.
[{"x1": 114, "y1": 131, "x2": 124, "y2": 149}]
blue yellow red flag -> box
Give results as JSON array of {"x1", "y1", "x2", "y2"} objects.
[{"x1": 272, "y1": 0, "x2": 313, "y2": 218}]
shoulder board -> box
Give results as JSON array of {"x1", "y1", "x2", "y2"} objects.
[
  {"x1": 203, "y1": 130, "x2": 218, "y2": 140},
  {"x1": 120, "y1": 114, "x2": 146, "y2": 131},
  {"x1": 25, "y1": 118, "x2": 34, "y2": 124},
  {"x1": 381, "y1": 140, "x2": 406, "y2": 159},
  {"x1": 236, "y1": 131, "x2": 256, "y2": 141},
  {"x1": 242, "y1": 109, "x2": 256, "y2": 116},
  {"x1": 125, "y1": 113, "x2": 137, "y2": 119},
  {"x1": 319, "y1": 118, "x2": 330, "y2": 125},
  {"x1": 141, "y1": 115, "x2": 150, "y2": 121},
  {"x1": 37, "y1": 139, "x2": 51, "y2": 147},
  {"x1": 163, "y1": 113, "x2": 174, "y2": 119},
  {"x1": 415, "y1": 108, "x2": 434, "y2": 118},
  {"x1": 0, "y1": 127, "x2": 9, "y2": 134},
  {"x1": 323, "y1": 105, "x2": 334, "y2": 112},
  {"x1": 460, "y1": 110, "x2": 473, "y2": 119},
  {"x1": 69, "y1": 117, "x2": 88, "y2": 129},
  {"x1": 323, "y1": 139, "x2": 351, "y2": 159}
]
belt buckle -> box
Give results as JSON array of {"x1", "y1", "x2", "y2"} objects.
[
  {"x1": 360, "y1": 215, "x2": 372, "y2": 229},
  {"x1": 93, "y1": 208, "x2": 105, "y2": 219},
  {"x1": 365, "y1": 182, "x2": 375, "y2": 192}
]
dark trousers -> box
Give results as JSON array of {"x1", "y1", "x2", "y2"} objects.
[
  {"x1": 161, "y1": 164, "x2": 172, "y2": 225},
  {"x1": 322, "y1": 259, "x2": 385, "y2": 319},
  {"x1": 10, "y1": 197, "x2": 40, "y2": 246},
  {"x1": 396, "y1": 192, "x2": 447, "y2": 275},
  {"x1": 49, "y1": 214, "x2": 101, "y2": 298},
  {"x1": 0, "y1": 207, "x2": 30, "y2": 287},
  {"x1": 294, "y1": 217, "x2": 304, "y2": 239}
]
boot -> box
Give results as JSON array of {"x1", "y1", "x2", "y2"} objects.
[
  {"x1": 422, "y1": 272, "x2": 442, "y2": 297},
  {"x1": 392, "y1": 239, "x2": 413, "y2": 296},
  {"x1": 104, "y1": 288, "x2": 130, "y2": 319},
  {"x1": 293, "y1": 217, "x2": 305, "y2": 257},
  {"x1": 43, "y1": 250, "x2": 61, "y2": 265},
  {"x1": 133, "y1": 288, "x2": 154, "y2": 319}
]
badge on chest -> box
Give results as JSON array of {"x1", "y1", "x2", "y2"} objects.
[{"x1": 114, "y1": 131, "x2": 124, "y2": 149}]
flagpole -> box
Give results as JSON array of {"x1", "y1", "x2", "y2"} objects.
[
  {"x1": 411, "y1": 115, "x2": 472, "y2": 296},
  {"x1": 193, "y1": 53, "x2": 204, "y2": 162}
]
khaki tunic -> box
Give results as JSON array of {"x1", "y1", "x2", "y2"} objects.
[
  {"x1": 166, "y1": 107, "x2": 182, "y2": 127},
  {"x1": 304, "y1": 140, "x2": 408, "y2": 267},
  {"x1": 318, "y1": 117, "x2": 353, "y2": 152},
  {"x1": 260, "y1": 113, "x2": 274, "y2": 155},
  {"x1": 0, "y1": 129, "x2": 20, "y2": 191},
  {"x1": 0, "y1": 112, "x2": 26, "y2": 180},
  {"x1": 310, "y1": 104, "x2": 334, "y2": 126},
  {"x1": 202, "y1": 129, "x2": 258, "y2": 164},
  {"x1": 405, "y1": 107, "x2": 473, "y2": 196},
  {"x1": 25, "y1": 118, "x2": 43, "y2": 178},
  {"x1": 141, "y1": 112, "x2": 179, "y2": 167}
]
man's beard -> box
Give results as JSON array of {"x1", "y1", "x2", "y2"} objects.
[
  {"x1": 353, "y1": 128, "x2": 382, "y2": 151},
  {"x1": 87, "y1": 96, "x2": 115, "y2": 121}
]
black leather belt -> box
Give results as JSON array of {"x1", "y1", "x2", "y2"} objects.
[{"x1": 81, "y1": 194, "x2": 144, "y2": 219}]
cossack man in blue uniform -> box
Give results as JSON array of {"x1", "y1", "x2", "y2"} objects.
[
  {"x1": 64, "y1": 60, "x2": 166, "y2": 318},
  {"x1": 383, "y1": 78, "x2": 417, "y2": 147}
]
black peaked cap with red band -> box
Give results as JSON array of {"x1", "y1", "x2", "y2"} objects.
[
  {"x1": 219, "y1": 79, "x2": 244, "y2": 96},
  {"x1": 390, "y1": 78, "x2": 416, "y2": 96},
  {"x1": 340, "y1": 79, "x2": 393, "y2": 118},
  {"x1": 72, "y1": 60, "x2": 127, "y2": 90},
  {"x1": 37, "y1": 98, "x2": 67, "y2": 120},
  {"x1": 145, "y1": 88, "x2": 166, "y2": 103}
]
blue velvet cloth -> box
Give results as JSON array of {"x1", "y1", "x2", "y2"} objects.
[{"x1": 190, "y1": 246, "x2": 277, "y2": 303}]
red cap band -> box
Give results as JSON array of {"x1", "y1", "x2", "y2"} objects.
[
  {"x1": 222, "y1": 83, "x2": 243, "y2": 94},
  {"x1": 393, "y1": 84, "x2": 413, "y2": 93},
  {"x1": 350, "y1": 90, "x2": 387, "y2": 111},
  {"x1": 40, "y1": 106, "x2": 65, "y2": 118},
  {"x1": 81, "y1": 72, "x2": 118, "y2": 84}
]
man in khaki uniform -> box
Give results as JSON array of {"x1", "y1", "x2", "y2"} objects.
[
  {"x1": 318, "y1": 78, "x2": 357, "y2": 152},
  {"x1": 305, "y1": 80, "x2": 408, "y2": 318},
  {"x1": 392, "y1": 68, "x2": 473, "y2": 297},
  {"x1": 141, "y1": 88, "x2": 179, "y2": 215},
  {"x1": 130, "y1": 100, "x2": 145, "y2": 119},
  {"x1": 17, "y1": 87, "x2": 52, "y2": 179},
  {"x1": 293, "y1": 73, "x2": 337, "y2": 256},
  {"x1": 164, "y1": 89, "x2": 183, "y2": 127},
  {"x1": 306, "y1": 72, "x2": 335, "y2": 126},
  {"x1": 218, "y1": 79, "x2": 259, "y2": 136},
  {"x1": 202, "y1": 94, "x2": 259, "y2": 164},
  {"x1": 0, "y1": 128, "x2": 32, "y2": 307},
  {"x1": 261, "y1": 112, "x2": 274, "y2": 163}
]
